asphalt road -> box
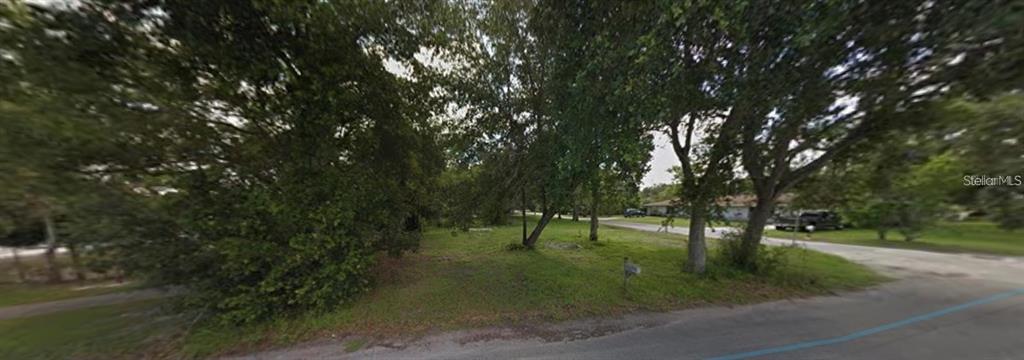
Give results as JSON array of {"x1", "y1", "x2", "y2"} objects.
[{"x1": 239, "y1": 221, "x2": 1024, "y2": 360}]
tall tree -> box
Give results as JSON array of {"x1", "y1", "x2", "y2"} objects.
[
  {"x1": 944, "y1": 94, "x2": 1024, "y2": 230},
  {"x1": 444, "y1": 0, "x2": 651, "y2": 247},
  {"x1": 2, "y1": 0, "x2": 456, "y2": 322},
  {"x1": 729, "y1": 0, "x2": 1024, "y2": 269},
  {"x1": 626, "y1": 1, "x2": 744, "y2": 273},
  {"x1": 0, "y1": 211, "x2": 44, "y2": 283}
]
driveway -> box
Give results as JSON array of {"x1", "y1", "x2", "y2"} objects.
[{"x1": 238, "y1": 221, "x2": 1024, "y2": 360}]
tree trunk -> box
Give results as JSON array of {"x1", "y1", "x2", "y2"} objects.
[
  {"x1": 68, "y1": 243, "x2": 87, "y2": 282},
  {"x1": 589, "y1": 183, "x2": 600, "y2": 241},
  {"x1": 43, "y1": 214, "x2": 62, "y2": 283},
  {"x1": 524, "y1": 210, "x2": 555, "y2": 248},
  {"x1": 685, "y1": 208, "x2": 707, "y2": 274},
  {"x1": 572, "y1": 198, "x2": 580, "y2": 221},
  {"x1": 12, "y1": 248, "x2": 26, "y2": 283},
  {"x1": 738, "y1": 197, "x2": 776, "y2": 270},
  {"x1": 877, "y1": 229, "x2": 887, "y2": 240},
  {"x1": 521, "y1": 188, "x2": 528, "y2": 244}
]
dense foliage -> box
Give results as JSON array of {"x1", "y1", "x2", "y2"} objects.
[
  {"x1": 2, "y1": 0, "x2": 453, "y2": 322},
  {"x1": 1, "y1": 0, "x2": 1021, "y2": 324}
]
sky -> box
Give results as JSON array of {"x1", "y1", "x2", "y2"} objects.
[
  {"x1": 641, "y1": 132, "x2": 677, "y2": 188},
  {"x1": 387, "y1": 49, "x2": 679, "y2": 190}
]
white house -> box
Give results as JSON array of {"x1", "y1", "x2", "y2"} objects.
[{"x1": 642, "y1": 199, "x2": 681, "y2": 216}]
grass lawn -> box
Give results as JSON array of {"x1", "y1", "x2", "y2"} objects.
[
  {"x1": 765, "y1": 221, "x2": 1024, "y2": 256},
  {"x1": 604, "y1": 216, "x2": 691, "y2": 227},
  {"x1": 0, "y1": 299, "x2": 183, "y2": 360},
  {"x1": 604, "y1": 216, "x2": 743, "y2": 228},
  {"x1": 182, "y1": 217, "x2": 882, "y2": 357},
  {"x1": 0, "y1": 218, "x2": 883, "y2": 359},
  {"x1": 0, "y1": 281, "x2": 142, "y2": 308}
]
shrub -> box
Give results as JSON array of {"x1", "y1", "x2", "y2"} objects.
[{"x1": 713, "y1": 228, "x2": 790, "y2": 274}]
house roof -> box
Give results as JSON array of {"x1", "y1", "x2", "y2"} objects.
[{"x1": 643, "y1": 194, "x2": 794, "y2": 208}]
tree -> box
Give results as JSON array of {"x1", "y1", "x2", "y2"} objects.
[
  {"x1": 0, "y1": 211, "x2": 44, "y2": 283},
  {"x1": 943, "y1": 94, "x2": 1024, "y2": 230},
  {"x1": 443, "y1": 0, "x2": 651, "y2": 247},
  {"x1": 685, "y1": 0, "x2": 1024, "y2": 270},
  {"x1": 640, "y1": 183, "x2": 677, "y2": 205},
  {"x1": 617, "y1": 0, "x2": 1023, "y2": 272},
  {"x1": 843, "y1": 151, "x2": 963, "y2": 241},
  {"x1": 624, "y1": 2, "x2": 747, "y2": 273},
  {"x1": 2, "y1": 0, "x2": 456, "y2": 322}
]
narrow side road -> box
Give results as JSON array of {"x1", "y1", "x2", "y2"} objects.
[{"x1": 238, "y1": 221, "x2": 1024, "y2": 360}]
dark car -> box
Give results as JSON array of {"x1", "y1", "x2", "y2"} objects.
[
  {"x1": 624, "y1": 208, "x2": 646, "y2": 218},
  {"x1": 775, "y1": 211, "x2": 843, "y2": 231}
]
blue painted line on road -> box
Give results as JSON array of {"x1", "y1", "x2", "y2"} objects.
[{"x1": 707, "y1": 288, "x2": 1024, "y2": 360}]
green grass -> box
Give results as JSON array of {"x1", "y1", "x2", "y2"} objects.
[
  {"x1": 605, "y1": 216, "x2": 741, "y2": 228},
  {"x1": 604, "y1": 216, "x2": 691, "y2": 227},
  {"x1": 0, "y1": 299, "x2": 183, "y2": 360},
  {"x1": 765, "y1": 221, "x2": 1024, "y2": 256},
  {"x1": 0, "y1": 219, "x2": 883, "y2": 359},
  {"x1": 0, "y1": 281, "x2": 141, "y2": 308},
  {"x1": 182, "y1": 218, "x2": 882, "y2": 357}
]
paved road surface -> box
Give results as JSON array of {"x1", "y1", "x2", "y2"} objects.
[{"x1": 239, "y1": 221, "x2": 1024, "y2": 360}]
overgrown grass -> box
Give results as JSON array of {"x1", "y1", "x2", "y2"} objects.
[
  {"x1": 0, "y1": 281, "x2": 141, "y2": 308},
  {"x1": 765, "y1": 221, "x2": 1024, "y2": 256},
  {"x1": 0, "y1": 299, "x2": 183, "y2": 360},
  {"x1": 182, "y1": 218, "x2": 881, "y2": 357}
]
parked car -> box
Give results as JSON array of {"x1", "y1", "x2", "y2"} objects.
[
  {"x1": 624, "y1": 208, "x2": 646, "y2": 218},
  {"x1": 775, "y1": 211, "x2": 843, "y2": 231}
]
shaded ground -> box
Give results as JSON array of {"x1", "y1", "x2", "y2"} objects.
[
  {"x1": 0, "y1": 219, "x2": 885, "y2": 359},
  {"x1": 0, "y1": 299, "x2": 184, "y2": 360},
  {"x1": 221, "y1": 219, "x2": 880, "y2": 359},
  {"x1": 243, "y1": 221, "x2": 1024, "y2": 359}
]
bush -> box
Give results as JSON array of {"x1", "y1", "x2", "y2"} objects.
[{"x1": 713, "y1": 228, "x2": 789, "y2": 274}]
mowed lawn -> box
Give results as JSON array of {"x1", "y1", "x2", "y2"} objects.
[
  {"x1": 0, "y1": 218, "x2": 883, "y2": 359},
  {"x1": 183, "y1": 217, "x2": 881, "y2": 357},
  {"x1": 604, "y1": 215, "x2": 691, "y2": 227},
  {"x1": 604, "y1": 216, "x2": 741, "y2": 228},
  {"x1": 765, "y1": 221, "x2": 1024, "y2": 256},
  {"x1": 0, "y1": 299, "x2": 183, "y2": 360}
]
